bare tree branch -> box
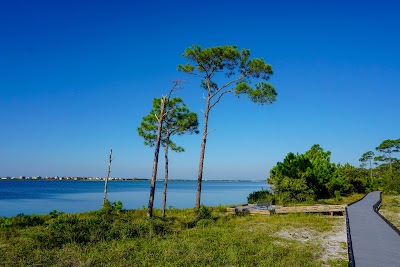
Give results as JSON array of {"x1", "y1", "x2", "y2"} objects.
[
  {"x1": 210, "y1": 74, "x2": 245, "y2": 100},
  {"x1": 209, "y1": 89, "x2": 234, "y2": 110},
  {"x1": 206, "y1": 128, "x2": 217, "y2": 136},
  {"x1": 166, "y1": 79, "x2": 186, "y2": 100},
  {"x1": 185, "y1": 71, "x2": 204, "y2": 79}
]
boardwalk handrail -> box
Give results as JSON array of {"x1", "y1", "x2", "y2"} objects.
[{"x1": 345, "y1": 206, "x2": 355, "y2": 267}]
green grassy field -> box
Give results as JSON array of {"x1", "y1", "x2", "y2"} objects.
[
  {"x1": 0, "y1": 206, "x2": 348, "y2": 267},
  {"x1": 380, "y1": 194, "x2": 400, "y2": 230}
]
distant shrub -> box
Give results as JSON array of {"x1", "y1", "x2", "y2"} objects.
[
  {"x1": 49, "y1": 210, "x2": 64, "y2": 219},
  {"x1": 102, "y1": 200, "x2": 123, "y2": 212},
  {"x1": 32, "y1": 214, "x2": 107, "y2": 248},
  {"x1": 197, "y1": 205, "x2": 212, "y2": 220},
  {"x1": 247, "y1": 189, "x2": 275, "y2": 204},
  {"x1": 382, "y1": 170, "x2": 400, "y2": 194},
  {"x1": 0, "y1": 218, "x2": 12, "y2": 228},
  {"x1": 9, "y1": 214, "x2": 46, "y2": 228}
]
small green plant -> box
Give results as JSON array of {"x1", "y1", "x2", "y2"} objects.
[
  {"x1": 114, "y1": 200, "x2": 123, "y2": 211},
  {"x1": 49, "y1": 210, "x2": 64, "y2": 219},
  {"x1": 102, "y1": 200, "x2": 123, "y2": 212},
  {"x1": 197, "y1": 205, "x2": 212, "y2": 220},
  {"x1": 0, "y1": 218, "x2": 12, "y2": 228},
  {"x1": 334, "y1": 190, "x2": 343, "y2": 202}
]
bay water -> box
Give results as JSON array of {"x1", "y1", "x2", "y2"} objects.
[{"x1": 0, "y1": 180, "x2": 268, "y2": 217}]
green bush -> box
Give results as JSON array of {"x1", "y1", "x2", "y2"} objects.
[
  {"x1": 247, "y1": 189, "x2": 275, "y2": 204},
  {"x1": 0, "y1": 218, "x2": 12, "y2": 228},
  {"x1": 102, "y1": 200, "x2": 124, "y2": 212},
  {"x1": 7, "y1": 214, "x2": 47, "y2": 228},
  {"x1": 334, "y1": 190, "x2": 343, "y2": 202},
  {"x1": 197, "y1": 205, "x2": 212, "y2": 220}
]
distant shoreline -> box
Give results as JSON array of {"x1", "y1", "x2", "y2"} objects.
[{"x1": 0, "y1": 178, "x2": 266, "y2": 182}]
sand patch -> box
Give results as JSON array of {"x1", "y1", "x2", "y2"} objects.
[{"x1": 274, "y1": 217, "x2": 347, "y2": 266}]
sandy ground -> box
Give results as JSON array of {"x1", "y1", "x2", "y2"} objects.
[{"x1": 274, "y1": 217, "x2": 347, "y2": 266}]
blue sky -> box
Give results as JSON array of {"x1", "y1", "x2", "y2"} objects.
[{"x1": 1, "y1": 0, "x2": 399, "y2": 180}]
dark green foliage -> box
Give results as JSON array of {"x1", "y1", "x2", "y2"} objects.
[
  {"x1": 381, "y1": 169, "x2": 400, "y2": 194},
  {"x1": 304, "y1": 144, "x2": 337, "y2": 199},
  {"x1": 49, "y1": 210, "x2": 64, "y2": 219},
  {"x1": 37, "y1": 214, "x2": 104, "y2": 247},
  {"x1": 267, "y1": 145, "x2": 370, "y2": 205},
  {"x1": 0, "y1": 218, "x2": 12, "y2": 228},
  {"x1": 375, "y1": 138, "x2": 400, "y2": 169},
  {"x1": 196, "y1": 205, "x2": 212, "y2": 220},
  {"x1": 137, "y1": 97, "x2": 199, "y2": 150},
  {"x1": 7, "y1": 210, "x2": 171, "y2": 250},
  {"x1": 332, "y1": 163, "x2": 369, "y2": 194},
  {"x1": 247, "y1": 189, "x2": 275, "y2": 204},
  {"x1": 268, "y1": 151, "x2": 318, "y2": 204},
  {"x1": 359, "y1": 151, "x2": 375, "y2": 168},
  {"x1": 178, "y1": 45, "x2": 277, "y2": 105},
  {"x1": 102, "y1": 199, "x2": 123, "y2": 212},
  {"x1": 0, "y1": 213, "x2": 47, "y2": 228},
  {"x1": 358, "y1": 138, "x2": 400, "y2": 193}
]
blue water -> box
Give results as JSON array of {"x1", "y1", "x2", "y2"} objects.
[{"x1": 0, "y1": 180, "x2": 268, "y2": 217}]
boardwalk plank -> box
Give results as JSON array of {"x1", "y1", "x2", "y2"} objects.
[{"x1": 347, "y1": 191, "x2": 400, "y2": 267}]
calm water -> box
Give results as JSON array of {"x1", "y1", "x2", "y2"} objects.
[{"x1": 0, "y1": 180, "x2": 268, "y2": 217}]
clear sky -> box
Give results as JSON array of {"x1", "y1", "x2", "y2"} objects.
[{"x1": 1, "y1": 0, "x2": 399, "y2": 180}]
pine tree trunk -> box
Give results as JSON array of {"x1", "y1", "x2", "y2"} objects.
[
  {"x1": 195, "y1": 98, "x2": 210, "y2": 210},
  {"x1": 369, "y1": 159, "x2": 373, "y2": 183},
  {"x1": 103, "y1": 148, "x2": 113, "y2": 205},
  {"x1": 147, "y1": 98, "x2": 165, "y2": 217},
  {"x1": 162, "y1": 137, "x2": 170, "y2": 217}
]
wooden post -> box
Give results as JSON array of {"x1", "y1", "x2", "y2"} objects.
[{"x1": 103, "y1": 148, "x2": 113, "y2": 205}]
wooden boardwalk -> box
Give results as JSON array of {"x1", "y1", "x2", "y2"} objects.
[
  {"x1": 275, "y1": 204, "x2": 346, "y2": 215},
  {"x1": 227, "y1": 204, "x2": 346, "y2": 216},
  {"x1": 347, "y1": 191, "x2": 400, "y2": 267}
]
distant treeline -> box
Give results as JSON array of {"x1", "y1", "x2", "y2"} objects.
[{"x1": 250, "y1": 139, "x2": 400, "y2": 205}]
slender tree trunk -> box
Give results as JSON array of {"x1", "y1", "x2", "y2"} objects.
[
  {"x1": 162, "y1": 136, "x2": 170, "y2": 217},
  {"x1": 147, "y1": 98, "x2": 165, "y2": 217},
  {"x1": 369, "y1": 159, "x2": 373, "y2": 183},
  {"x1": 103, "y1": 148, "x2": 113, "y2": 205},
  {"x1": 195, "y1": 98, "x2": 210, "y2": 210}
]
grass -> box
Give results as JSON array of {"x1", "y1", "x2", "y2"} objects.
[
  {"x1": 380, "y1": 194, "x2": 400, "y2": 230},
  {"x1": 0, "y1": 206, "x2": 348, "y2": 267},
  {"x1": 282, "y1": 193, "x2": 365, "y2": 206}
]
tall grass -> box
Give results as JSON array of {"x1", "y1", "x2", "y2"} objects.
[
  {"x1": 0, "y1": 206, "x2": 345, "y2": 267},
  {"x1": 380, "y1": 194, "x2": 400, "y2": 230}
]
